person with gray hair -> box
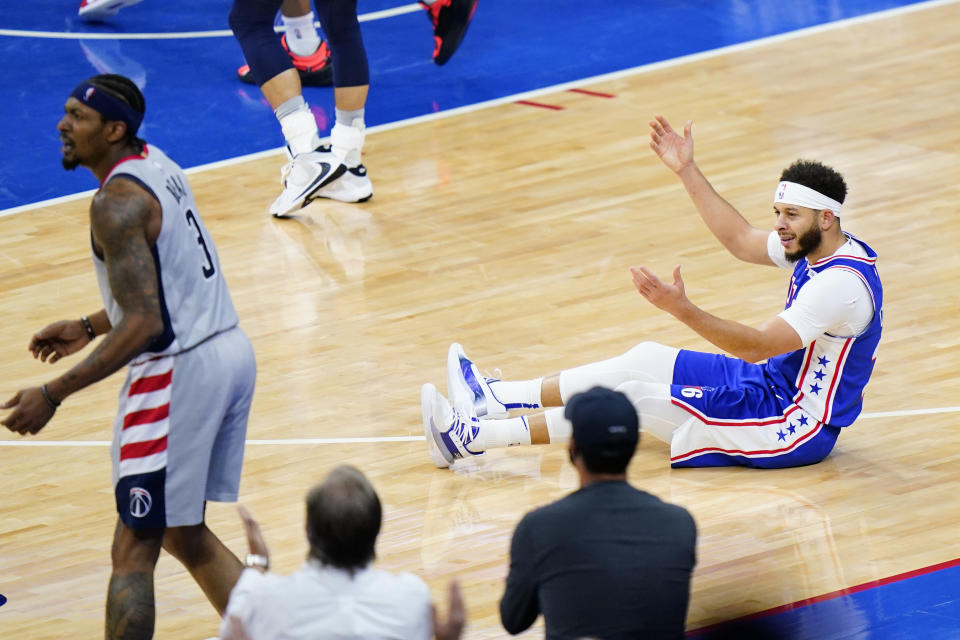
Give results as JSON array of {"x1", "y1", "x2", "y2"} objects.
[{"x1": 220, "y1": 465, "x2": 465, "y2": 639}]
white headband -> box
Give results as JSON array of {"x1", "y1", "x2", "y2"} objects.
[{"x1": 774, "y1": 181, "x2": 842, "y2": 217}]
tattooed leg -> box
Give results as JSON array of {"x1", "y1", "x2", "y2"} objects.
[
  {"x1": 106, "y1": 571, "x2": 155, "y2": 640},
  {"x1": 107, "y1": 519, "x2": 163, "y2": 640}
]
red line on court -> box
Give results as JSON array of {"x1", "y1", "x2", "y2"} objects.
[
  {"x1": 515, "y1": 100, "x2": 564, "y2": 110},
  {"x1": 567, "y1": 88, "x2": 616, "y2": 98}
]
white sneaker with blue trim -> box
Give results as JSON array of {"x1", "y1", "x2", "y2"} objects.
[
  {"x1": 446, "y1": 343, "x2": 508, "y2": 418},
  {"x1": 421, "y1": 382, "x2": 484, "y2": 468}
]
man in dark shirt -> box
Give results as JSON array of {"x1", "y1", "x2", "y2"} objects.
[{"x1": 499, "y1": 386, "x2": 698, "y2": 639}]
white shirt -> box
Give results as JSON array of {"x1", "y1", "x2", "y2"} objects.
[
  {"x1": 766, "y1": 231, "x2": 875, "y2": 346},
  {"x1": 219, "y1": 559, "x2": 433, "y2": 640}
]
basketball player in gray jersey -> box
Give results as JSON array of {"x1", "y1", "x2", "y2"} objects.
[{"x1": 2, "y1": 74, "x2": 257, "y2": 639}]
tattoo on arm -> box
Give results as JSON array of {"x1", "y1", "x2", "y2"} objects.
[
  {"x1": 50, "y1": 178, "x2": 164, "y2": 400},
  {"x1": 92, "y1": 179, "x2": 162, "y2": 320}
]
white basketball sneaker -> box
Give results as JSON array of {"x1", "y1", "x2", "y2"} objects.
[
  {"x1": 421, "y1": 383, "x2": 484, "y2": 468},
  {"x1": 446, "y1": 343, "x2": 508, "y2": 418},
  {"x1": 78, "y1": 0, "x2": 144, "y2": 20},
  {"x1": 269, "y1": 147, "x2": 346, "y2": 218},
  {"x1": 311, "y1": 160, "x2": 374, "y2": 203}
]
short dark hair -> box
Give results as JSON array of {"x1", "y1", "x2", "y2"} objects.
[
  {"x1": 86, "y1": 73, "x2": 146, "y2": 150},
  {"x1": 779, "y1": 159, "x2": 847, "y2": 205},
  {"x1": 305, "y1": 466, "x2": 382, "y2": 573},
  {"x1": 580, "y1": 445, "x2": 635, "y2": 474}
]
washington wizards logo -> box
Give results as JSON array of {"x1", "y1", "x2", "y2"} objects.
[
  {"x1": 129, "y1": 487, "x2": 152, "y2": 518},
  {"x1": 83, "y1": 87, "x2": 96, "y2": 102}
]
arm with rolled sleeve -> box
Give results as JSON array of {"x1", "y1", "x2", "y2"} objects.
[{"x1": 499, "y1": 515, "x2": 541, "y2": 635}]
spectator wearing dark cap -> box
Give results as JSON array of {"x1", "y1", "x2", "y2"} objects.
[{"x1": 499, "y1": 387, "x2": 697, "y2": 640}]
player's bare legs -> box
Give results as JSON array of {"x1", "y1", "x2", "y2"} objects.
[
  {"x1": 106, "y1": 520, "x2": 163, "y2": 640},
  {"x1": 163, "y1": 524, "x2": 243, "y2": 614}
]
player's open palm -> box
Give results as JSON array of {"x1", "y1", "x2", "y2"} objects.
[
  {"x1": 29, "y1": 319, "x2": 90, "y2": 363},
  {"x1": 630, "y1": 265, "x2": 689, "y2": 315},
  {"x1": 649, "y1": 115, "x2": 694, "y2": 173}
]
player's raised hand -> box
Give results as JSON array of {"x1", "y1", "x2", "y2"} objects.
[
  {"x1": 630, "y1": 264, "x2": 689, "y2": 315},
  {"x1": 29, "y1": 319, "x2": 91, "y2": 363},
  {"x1": 648, "y1": 115, "x2": 694, "y2": 174}
]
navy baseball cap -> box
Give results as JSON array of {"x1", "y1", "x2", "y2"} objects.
[{"x1": 565, "y1": 386, "x2": 640, "y2": 457}]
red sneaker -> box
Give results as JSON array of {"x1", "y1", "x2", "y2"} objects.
[
  {"x1": 237, "y1": 35, "x2": 333, "y2": 87},
  {"x1": 419, "y1": 0, "x2": 479, "y2": 66}
]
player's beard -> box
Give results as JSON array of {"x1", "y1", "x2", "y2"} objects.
[
  {"x1": 61, "y1": 156, "x2": 81, "y2": 170},
  {"x1": 785, "y1": 222, "x2": 822, "y2": 263}
]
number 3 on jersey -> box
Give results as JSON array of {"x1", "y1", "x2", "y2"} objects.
[{"x1": 185, "y1": 209, "x2": 216, "y2": 278}]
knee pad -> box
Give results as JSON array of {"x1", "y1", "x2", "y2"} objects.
[{"x1": 229, "y1": 0, "x2": 292, "y2": 85}]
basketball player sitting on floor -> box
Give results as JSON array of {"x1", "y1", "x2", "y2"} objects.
[{"x1": 422, "y1": 114, "x2": 883, "y2": 470}]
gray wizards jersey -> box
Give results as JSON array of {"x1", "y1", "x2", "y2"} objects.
[{"x1": 92, "y1": 144, "x2": 238, "y2": 362}]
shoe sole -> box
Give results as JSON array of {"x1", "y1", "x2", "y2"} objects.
[
  {"x1": 422, "y1": 383, "x2": 453, "y2": 468},
  {"x1": 311, "y1": 184, "x2": 374, "y2": 204},
  {"x1": 78, "y1": 0, "x2": 143, "y2": 19},
  {"x1": 446, "y1": 342, "x2": 478, "y2": 415},
  {"x1": 433, "y1": 0, "x2": 479, "y2": 65},
  {"x1": 446, "y1": 342, "x2": 507, "y2": 418}
]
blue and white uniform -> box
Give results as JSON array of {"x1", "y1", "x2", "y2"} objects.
[
  {"x1": 93, "y1": 144, "x2": 256, "y2": 529},
  {"x1": 667, "y1": 232, "x2": 882, "y2": 468}
]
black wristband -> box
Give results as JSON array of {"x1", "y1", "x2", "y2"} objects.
[
  {"x1": 40, "y1": 384, "x2": 61, "y2": 410},
  {"x1": 81, "y1": 315, "x2": 96, "y2": 341}
]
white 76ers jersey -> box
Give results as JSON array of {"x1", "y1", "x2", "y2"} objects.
[{"x1": 92, "y1": 144, "x2": 238, "y2": 361}]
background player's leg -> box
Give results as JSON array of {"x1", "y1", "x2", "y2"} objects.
[
  {"x1": 282, "y1": 0, "x2": 323, "y2": 56},
  {"x1": 106, "y1": 520, "x2": 163, "y2": 640},
  {"x1": 163, "y1": 524, "x2": 243, "y2": 615}
]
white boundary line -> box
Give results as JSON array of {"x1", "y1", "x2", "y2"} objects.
[
  {"x1": 0, "y1": 4, "x2": 421, "y2": 40},
  {"x1": 1, "y1": 406, "x2": 957, "y2": 447},
  {"x1": 1, "y1": 0, "x2": 955, "y2": 219}
]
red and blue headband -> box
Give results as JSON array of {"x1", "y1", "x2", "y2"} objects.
[{"x1": 69, "y1": 82, "x2": 143, "y2": 134}]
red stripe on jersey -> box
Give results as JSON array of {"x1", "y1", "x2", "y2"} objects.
[
  {"x1": 670, "y1": 399, "x2": 802, "y2": 427},
  {"x1": 792, "y1": 340, "x2": 818, "y2": 403},
  {"x1": 123, "y1": 404, "x2": 170, "y2": 429},
  {"x1": 129, "y1": 370, "x2": 172, "y2": 396},
  {"x1": 120, "y1": 435, "x2": 168, "y2": 461},
  {"x1": 670, "y1": 423, "x2": 821, "y2": 462},
  {"x1": 822, "y1": 338, "x2": 853, "y2": 423}
]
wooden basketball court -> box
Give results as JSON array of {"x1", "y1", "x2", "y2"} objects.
[{"x1": 2, "y1": 3, "x2": 959, "y2": 637}]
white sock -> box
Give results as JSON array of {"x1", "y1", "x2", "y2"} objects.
[
  {"x1": 543, "y1": 407, "x2": 572, "y2": 443},
  {"x1": 331, "y1": 110, "x2": 365, "y2": 167},
  {"x1": 486, "y1": 378, "x2": 542, "y2": 410},
  {"x1": 276, "y1": 97, "x2": 320, "y2": 155},
  {"x1": 282, "y1": 11, "x2": 322, "y2": 57},
  {"x1": 469, "y1": 416, "x2": 532, "y2": 452}
]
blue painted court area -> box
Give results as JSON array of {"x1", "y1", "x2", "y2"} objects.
[
  {"x1": 0, "y1": 0, "x2": 931, "y2": 210},
  {"x1": 689, "y1": 558, "x2": 960, "y2": 639}
]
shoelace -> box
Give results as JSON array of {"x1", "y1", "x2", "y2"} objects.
[{"x1": 449, "y1": 409, "x2": 479, "y2": 446}]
